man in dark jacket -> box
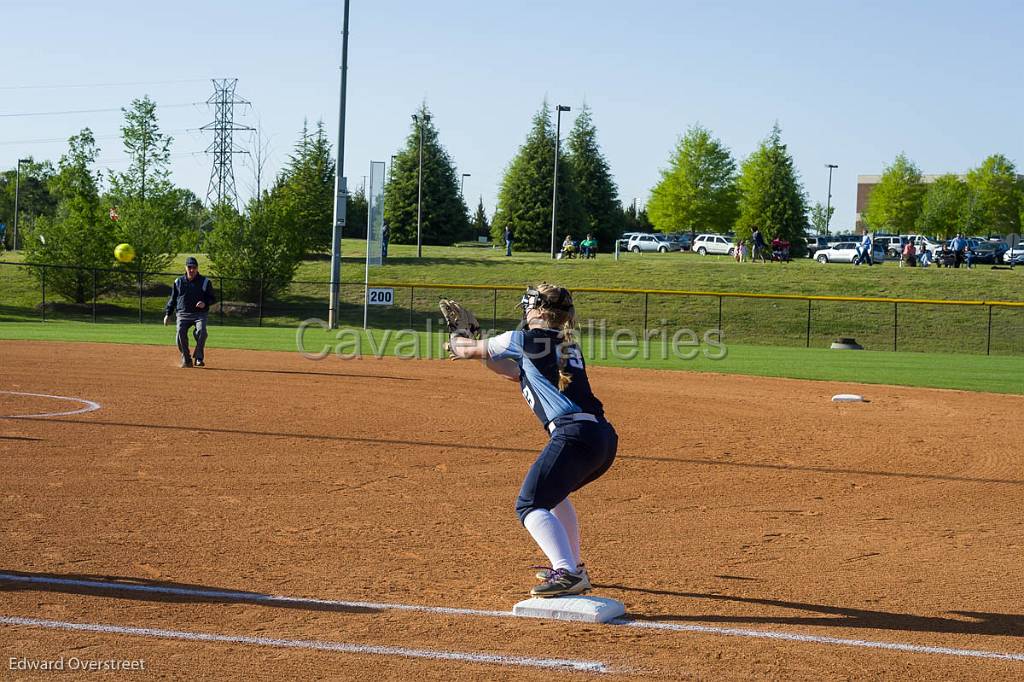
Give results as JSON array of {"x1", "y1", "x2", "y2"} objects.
[{"x1": 163, "y1": 256, "x2": 216, "y2": 367}]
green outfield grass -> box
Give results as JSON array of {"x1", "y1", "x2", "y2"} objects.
[
  {"x1": 2, "y1": 321, "x2": 1021, "y2": 394},
  {"x1": 3, "y1": 242, "x2": 1022, "y2": 356}
]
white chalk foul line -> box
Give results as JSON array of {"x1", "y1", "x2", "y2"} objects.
[
  {"x1": 0, "y1": 616, "x2": 610, "y2": 674},
  {"x1": 2, "y1": 572, "x2": 1022, "y2": 664},
  {"x1": 615, "y1": 619, "x2": 1024, "y2": 662},
  {"x1": 0, "y1": 390, "x2": 101, "y2": 419}
]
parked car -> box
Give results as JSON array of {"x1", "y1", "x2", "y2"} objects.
[
  {"x1": 912, "y1": 235, "x2": 946, "y2": 255},
  {"x1": 804, "y1": 234, "x2": 831, "y2": 258},
  {"x1": 815, "y1": 240, "x2": 887, "y2": 264},
  {"x1": 667, "y1": 232, "x2": 694, "y2": 250},
  {"x1": 692, "y1": 233, "x2": 735, "y2": 256},
  {"x1": 617, "y1": 232, "x2": 644, "y2": 249},
  {"x1": 966, "y1": 238, "x2": 1007, "y2": 264},
  {"x1": 874, "y1": 235, "x2": 908, "y2": 259},
  {"x1": 1003, "y1": 240, "x2": 1024, "y2": 264},
  {"x1": 626, "y1": 233, "x2": 681, "y2": 253}
]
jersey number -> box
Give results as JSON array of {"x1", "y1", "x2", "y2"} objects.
[
  {"x1": 564, "y1": 346, "x2": 583, "y2": 370},
  {"x1": 522, "y1": 385, "x2": 536, "y2": 409}
]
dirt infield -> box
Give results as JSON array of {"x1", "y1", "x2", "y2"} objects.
[{"x1": 2, "y1": 339, "x2": 1022, "y2": 680}]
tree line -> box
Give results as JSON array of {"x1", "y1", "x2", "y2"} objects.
[
  {"x1": 862, "y1": 153, "x2": 1022, "y2": 238},
  {"x1": 6, "y1": 94, "x2": 1021, "y2": 308}
]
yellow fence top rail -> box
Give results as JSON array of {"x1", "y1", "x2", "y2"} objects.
[{"x1": 366, "y1": 281, "x2": 1024, "y2": 308}]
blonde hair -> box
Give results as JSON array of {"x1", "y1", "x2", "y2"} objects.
[{"x1": 534, "y1": 284, "x2": 577, "y2": 391}]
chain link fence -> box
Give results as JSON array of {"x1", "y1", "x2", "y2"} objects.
[{"x1": 2, "y1": 261, "x2": 1022, "y2": 355}]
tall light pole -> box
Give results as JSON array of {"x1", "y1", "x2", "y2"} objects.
[
  {"x1": 461, "y1": 173, "x2": 471, "y2": 198},
  {"x1": 412, "y1": 113, "x2": 430, "y2": 258},
  {"x1": 825, "y1": 164, "x2": 838, "y2": 235},
  {"x1": 328, "y1": 0, "x2": 350, "y2": 329},
  {"x1": 13, "y1": 158, "x2": 30, "y2": 251},
  {"x1": 550, "y1": 105, "x2": 571, "y2": 259}
]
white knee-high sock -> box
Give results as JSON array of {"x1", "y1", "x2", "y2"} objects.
[
  {"x1": 551, "y1": 498, "x2": 580, "y2": 567},
  {"x1": 522, "y1": 509, "x2": 575, "y2": 572}
]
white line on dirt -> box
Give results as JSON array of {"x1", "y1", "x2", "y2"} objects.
[
  {"x1": 1, "y1": 572, "x2": 1021, "y2": 664},
  {"x1": 0, "y1": 616, "x2": 610, "y2": 674},
  {"x1": 0, "y1": 391, "x2": 101, "y2": 418}
]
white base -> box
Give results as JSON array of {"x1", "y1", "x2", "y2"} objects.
[
  {"x1": 513, "y1": 596, "x2": 625, "y2": 623},
  {"x1": 832, "y1": 393, "x2": 865, "y2": 402}
]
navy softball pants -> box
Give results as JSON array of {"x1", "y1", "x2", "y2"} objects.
[{"x1": 515, "y1": 418, "x2": 618, "y2": 523}]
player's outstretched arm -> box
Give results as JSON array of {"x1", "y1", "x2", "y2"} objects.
[{"x1": 449, "y1": 337, "x2": 520, "y2": 381}]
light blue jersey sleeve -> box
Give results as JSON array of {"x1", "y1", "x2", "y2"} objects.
[{"x1": 487, "y1": 331, "x2": 524, "y2": 361}]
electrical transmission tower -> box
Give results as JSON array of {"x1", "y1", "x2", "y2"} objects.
[{"x1": 201, "y1": 78, "x2": 253, "y2": 208}]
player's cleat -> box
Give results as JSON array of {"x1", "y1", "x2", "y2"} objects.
[
  {"x1": 534, "y1": 563, "x2": 588, "y2": 583},
  {"x1": 180, "y1": 358, "x2": 193, "y2": 368},
  {"x1": 193, "y1": 358, "x2": 205, "y2": 367},
  {"x1": 530, "y1": 568, "x2": 590, "y2": 598}
]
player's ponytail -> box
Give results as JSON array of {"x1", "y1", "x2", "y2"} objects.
[{"x1": 557, "y1": 319, "x2": 575, "y2": 391}]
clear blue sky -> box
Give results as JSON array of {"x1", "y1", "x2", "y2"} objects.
[{"x1": 3, "y1": 0, "x2": 1022, "y2": 231}]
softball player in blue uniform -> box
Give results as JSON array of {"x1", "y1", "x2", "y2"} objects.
[{"x1": 449, "y1": 284, "x2": 618, "y2": 597}]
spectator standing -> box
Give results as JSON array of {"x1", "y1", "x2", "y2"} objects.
[
  {"x1": 901, "y1": 240, "x2": 916, "y2": 267},
  {"x1": 381, "y1": 220, "x2": 390, "y2": 262},
  {"x1": 951, "y1": 233, "x2": 967, "y2": 268},
  {"x1": 856, "y1": 232, "x2": 874, "y2": 266},
  {"x1": 734, "y1": 239, "x2": 744, "y2": 262},
  {"x1": 751, "y1": 228, "x2": 768, "y2": 263}
]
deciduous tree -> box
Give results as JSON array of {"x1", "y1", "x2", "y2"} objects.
[
  {"x1": 966, "y1": 154, "x2": 1022, "y2": 237},
  {"x1": 24, "y1": 129, "x2": 115, "y2": 302},
  {"x1": 916, "y1": 174, "x2": 968, "y2": 239},
  {"x1": 648, "y1": 124, "x2": 738, "y2": 236},
  {"x1": 863, "y1": 153, "x2": 924, "y2": 233}
]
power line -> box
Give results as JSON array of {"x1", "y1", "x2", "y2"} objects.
[
  {"x1": 0, "y1": 103, "x2": 199, "y2": 118},
  {"x1": 0, "y1": 129, "x2": 194, "y2": 146},
  {"x1": 0, "y1": 78, "x2": 209, "y2": 91}
]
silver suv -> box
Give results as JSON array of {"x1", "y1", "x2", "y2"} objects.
[
  {"x1": 626, "y1": 233, "x2": 681, "y2": 253},
  {"x1": 692, "y1": 234, "x2": 735, "y2": 256}
]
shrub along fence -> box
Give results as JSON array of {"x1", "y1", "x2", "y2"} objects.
[{"x1": 2, "y1": 261, "x2": 1022, "y2": 356}]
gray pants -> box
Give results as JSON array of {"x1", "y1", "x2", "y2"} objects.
[{"x1": 176, "y1": 315, "x2": 208, "y2": 362}]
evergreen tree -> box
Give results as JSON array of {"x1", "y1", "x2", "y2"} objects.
[
  {"x1": 492, "y1": 101, "x2": 582, "y2": 253},
  {"x1": 863, "y1": 153, "x2": 924, "y2": 233},
  {"x1": 346, "y1": 186, "x2": 369, "y2": 239},
  {"x1": 966, "y1": 154, "x2": 1022, "y2": 237},
  {"x1": 471, "y1": 197, "x2": 490, "y2": 239},
  {"x1": 383, "y1": 104, "x2": 471, "y2": 246},
  {"x1": 108, "y1": 96, "x2": 188, "y2": 275},
  {"x1": 622, "y1": 201, "x2": 653, "y2": 233},
  {"x1": 648, "y1": 124, "x2": 738, "y2": 236},
  {"x1": 276, "y1": 120, "x2": 335, "y2": 254},
  {"x1": 24, "y1": 129, "x2": 116, "y2": 302},
  {"x1": 564, "y1": 103, "x2": 621, "y2": 251},
  {"x1": 916, "y1": 174, "x2": 969, "y2": 239},
  {"x1": 735, "y1": 124, "x2": 808, "y2": 244}
]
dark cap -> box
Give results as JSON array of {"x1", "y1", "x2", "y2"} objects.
[{"x1": 185, "y1": 257, "x2": 198, "y2": 267}]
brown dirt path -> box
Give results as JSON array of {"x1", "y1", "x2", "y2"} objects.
[{"x1": 1, "y1": 340, "x2": 1022, "y2": 680}]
